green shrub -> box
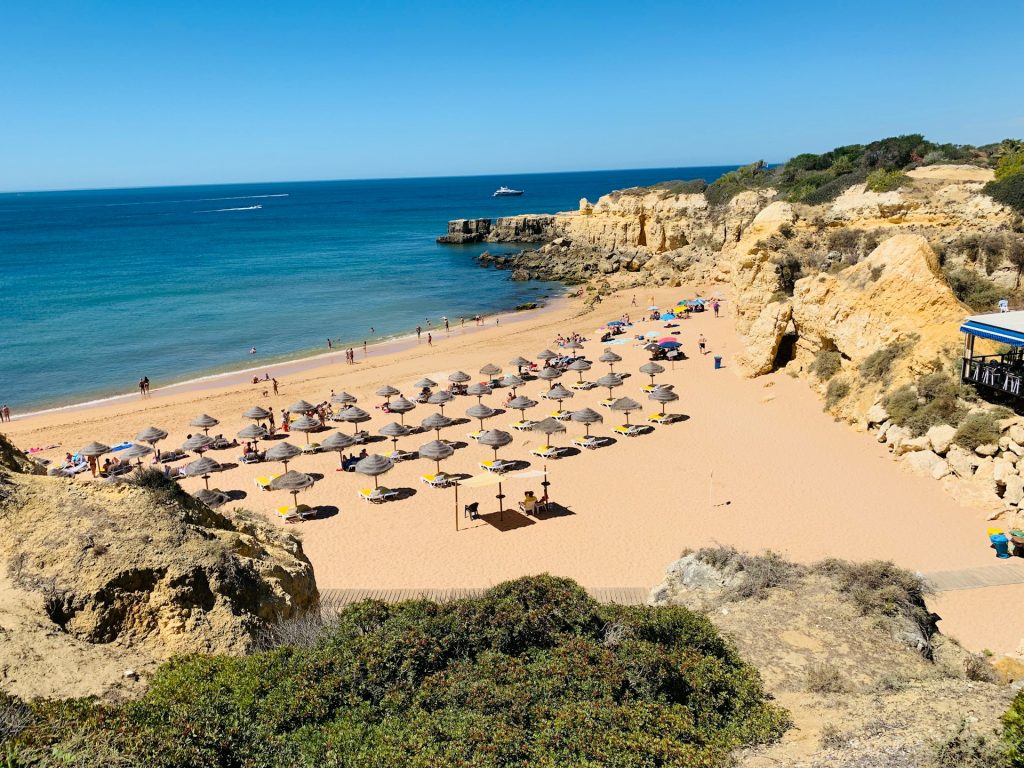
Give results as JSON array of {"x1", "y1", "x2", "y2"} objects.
[
  {"x1": 826, "y1": 228, "x2": 862, "y2": 255},
  {"x1": 883, "y1": 385, "x2": 920, "y2": 425},
  {"x1": 859, "y1": 338, "x2": 913, "y2": 381},
  {"x1": 694, "y1": 547, "x2": 805, "y2": 601},
  {"x1": 1004, "y1": 690, "x2": 1024, "y2": 766},
  {"x1": 825, "y1": 378, "x2": 850, "y2": 409},
  {"x1": 774, "y1": 254, "x2": 803, "y2": 296},
  {"x1": 810, "y1": 349, "x2": 842, "y2": 380},
  {"x1": 865, "y1": 168, "x2": 910, "y2": 192},
  {"x1": 935, "y1": 720, "x2": 1010, "y2": 767},
  {"x1": 9, "y1": 576, "x2": 789, "y2": 767},
  {"x1": 705, "y1": 160, "x2": 772, "y2": 206},
  {"x1": 944, "y1": 268, "x2": 1005, "y2": 311},
  {"x1": 954, "y1": 411, "x2": 1001, "y2": 451},
  {"x1": 986, "y1": 173, "x2": 1024, "y2": 215},
  {"x1": 885, "y1": 373, "x2": 967, "y2": 436},
  {"x1": 996, "y1": 151, "x2": 1024, "y2": 181}
]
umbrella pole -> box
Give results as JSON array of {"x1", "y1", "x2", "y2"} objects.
[
  {"x1": 454, "y1": 480, "x2": 459, "y2": 532},
  {"x1": 497, "y1": 480, "x2": 504, "y2": 520},
  {"x1": 204, "y1": 475, "x2": 210, "y2": 490},
  {"x1": 542, "y1": 464, "x2": 550, "y2": 504}
]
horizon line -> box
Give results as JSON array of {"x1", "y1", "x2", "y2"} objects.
[{"x1": 0, "y1": 161, "x2": 755, "y2": 197}]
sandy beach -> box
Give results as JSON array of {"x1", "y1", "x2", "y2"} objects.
[{"x1": 5, "y1": 284, "x2": 1022, "y2": 654}]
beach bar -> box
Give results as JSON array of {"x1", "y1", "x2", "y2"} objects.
[{"x1": 961, "y1": 311, "x2": 1024, "y2": 400}]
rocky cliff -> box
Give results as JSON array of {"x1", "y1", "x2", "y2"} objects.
[{"x1": 0, "y1": 432, "x2": 318, "y2": 700}]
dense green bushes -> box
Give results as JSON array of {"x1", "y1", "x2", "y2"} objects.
[
  {"x1": 859, "y1": 338, "x2": 914, "y2": 382},
  {"x1": 954, "y1": 412, "x2": 1001, "y2": 451},
  {"x1": 810, "y1": 349, "x2": 842, "y2": 381},
  {"x1": 865, "y1": 168, "x2": 910, "y2": 193},
  {"x1": 944, "y1": 267, "x2": 1006, "y2": 311},
  {"x1": 882, "y1": 373, "x2": 966, "y2": 436},
  {"x1": 6, "y1": 576, "x2": 788, "y2": 767},
  {"x1": 986, "y1": 173, "x2": 1024, "y2": 215}
]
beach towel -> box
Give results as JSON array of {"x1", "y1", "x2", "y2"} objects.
[{"x1": 111, "y1": 442, "x2": 132, "y2": 452}]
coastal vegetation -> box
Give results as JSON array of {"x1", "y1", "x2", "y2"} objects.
[{"x1": 2, "y1": 576, "x2": 789, "y2": 767}]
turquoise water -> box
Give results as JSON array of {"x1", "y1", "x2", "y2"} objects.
[{"x1": 0, "y1": 167, "x2": 734, "y2": 411}]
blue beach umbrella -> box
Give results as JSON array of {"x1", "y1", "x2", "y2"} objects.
[{"x1": 658, "y1": 341, "x2": 681, "y2": 350}]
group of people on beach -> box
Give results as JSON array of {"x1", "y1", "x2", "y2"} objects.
[
  {"x1": 137, "y1": 377, "x2": 150, "y2": 397},
  {"x1": 0, "y1": 404, "x2": 10, "y2": 422}
]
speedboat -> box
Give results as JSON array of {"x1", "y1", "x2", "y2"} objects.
[{"x1": 493, "y1": 186, "x2": 524, "y2": 197}]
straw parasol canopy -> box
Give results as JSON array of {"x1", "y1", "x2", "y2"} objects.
[
  {"x1": 501, "y1": 374, "x2": 525, "y2": 393},
  {"x1": 194, "y1": 488, "x2": 230, "y2": 508},
  {"x1": 237, "y1": 424, "x2": 269, "y2": 450},
  {"x1": 354, "y1": 453, "x2": 394, "y2": 488},
  {"x1": 336, "y1": 406, "x2": 371, "y2": 435},
  {"x1": 265, "y1": 441, "x2": 302, "y2": 470},
  {"x1": 509, "y1": 356, "x2": 532, "y2": 373},
  {"x1": 332, "y1": 391, "x2": 358, "y2": 405},
  {"x1": 480, "y1": 363, "x2": 502, "y2": 377},
  {"x1": 570, "y1": 407, "x2": 604, "y2": 437},
  {"x1": 378, "y1": 421, "x2": 411, "y2": 451},
  {"x1": 564, "y1": 339, "x2": 584, "y2": 358},
  {"x1": 135, "y1": 427, "x2": 168, "y2": 453},
  {"x1": 413, "y1": 377, "x2": 437, "y2": 390},
  {"x1": 478, "y1": 429, "x2": 512, "y2": 460},
  {"x1": 466, "y1": 382, "x2": 492, "y2": 403},
  {"x1": 599, "y1": 349, "x2": 623, "y2": 371},
  {"x1": 448, "y1": 370, "x2": 472, "y2": 384},
  {"x1": 387, "y1": 395, "x2": 416, "y2": 424},
  {"x1": 610, "y1": 396, "x2": 642, "y2": 426},
  {"x1": 287, "y1": 399, "x2": 317, "y2": 415},
  {"x1": 418, "y1": 439, "x2": 454, "y2": 474},
  {"x1": 183, "y1": 455, "x2": 222, "y2": 489},
  {"x1": 639, "y1": 361, "x2": 666, "y2": 386},
  {"x1": 122, "y1": 443, "x2": 153, "y2": 467},
  {"x1": 567, "y1": 358, "x2": 592, "y2": 383},
  {"x1": 183, "y1": 433, "x2": 213, "y2": 455},
  {"x1": 594, "y1": 372, "x2": 624, "y2": 399},
  {"x1": 375, "y1": 385, "x2": 400, "y2": 401},
  {"x1": 79, "y1": 441, "x2": 111, "y2": 459},
  {"x1": 243, "y1": 406, "x2": 271, "y2": 422},
  {"x1": 649, "y1": 387, "x2": 680, "y2": 416},
  {"x1": 508, "y1": 395, "x2": 538, "y2": 421},
  {"x1": 289, "y1": 415, "x2": 321, "y2": 444},
  {"x1": 543, "y1": 383, "x2": 574, "y2": 407},
  {"x1": 427, "y1": 390, "x2": 453, "y2": 413},
  {"x1": 190, "y1": 414, "x2": 220, "y2": 434},
  {"x1": 537, "y1": 349, "x2": 557, "y2": 361},
  {"x1": 536, "y1": 366, "x2": 562, "y2": 386},
  {"x1": 421, "y1": 412, "x2": 454, "y2": 439},
  {"x1": 466, "y1": 403, "x2": 496, "y2": 430},
  {"x1": 531, "y1": 416, "x2": 566, "y2": 448},
  {"x1": 321, "y1": 431, "x2": 355, "y2": 468},
  {"x1": 270, "y1": 470, "x2": 315, "y2": 511}
]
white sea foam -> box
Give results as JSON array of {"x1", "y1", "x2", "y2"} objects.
[
  {"x1": 104, "y1": 194, "x2": 287, "y2": 207},
  {"x1": 196, "y1": 204, "x2": 263, "y2": 213}
]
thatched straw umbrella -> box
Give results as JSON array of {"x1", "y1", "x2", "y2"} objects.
[
  {"x1": 639, "y1": 361, "x2": 666, "y2": 387},
  {"x1": 287, "y1": 399, "x2": 317, "y2": 415},
  {"x1": 501, "y1": 374, "x2": 525, "y2": 394},
  {"x1": 413, "y1": 377, "x2": 437, "y2": 390},
  {"x1": 375, "y1": 385, "x2": 400, "y2": 403},
  {"x1": 564, "y1": 339, "x2": 584, "y2": 358},
  {"x1": 379, "y1": 421, "x2": 411, "y2": 453},
  {"x1": 421, "y1": 412, "x2": 454, "y2": 440},
  {"x1": 122, "y1": 443, "x2": 153, "y2": 468},
  {"x1": 537, "y1": 349, "x2": 557, "y2": 362},
  {"x1": 331, "y1": 391, "x2": 358, "y2": 406},
  {"x1": 531, "y1": 417, "x2": 566, "y2": 449},
  {"x1": 508, "y1": 395, "x2": 538, "y2": 422},
  {"x1": 190, "y1": 414, "x2": 220, "y2": 435},
  {"x1": 466, "y1": 382, "x2": 492, "y2": 404},
  {"x1": 237, "y1": 424, "x2": 269, "y2": 451},
  {"x1": 418, "y1": 439, "x2": 454, "y2": 474},
  {"x1": 448, "y1": 371, "x2": 471, "y2": 384},
  {"x1": 466, "y1": 403, "x2": 496, "y2": 431},
  {"x1": 80, "y1": 441, "x2": 111, "y2": 459},
  {"x1": 270, "y1": 470, "x2": 315, "y2": 513},
  {"x1": 536, "y1": 366, "x2": 562, "y2": 387},
  {"x1": 610, "y1": 397, "x2": 642, "y2": 426},
  {"x1": 354, "y1": 454, "x2": 394, "y2": 489},
  {"x1": 478, "y1": 429, "x2": 512, "y2": 461},
  {"x1": 289, "y1": 415, "x2": 321, "y2": 444},
  {"x1": 194, "y1": 488, "x2": 230, "y2": 509},
  {"x1": 543, "y1": 383, "x2": 574, "y2": 412},
  {"x1": 387, "y1": 395, "x2": 416, "y2": 425},
  {"x1": 509, "y1": 356, "x2": 532, "y2": 374},
  {"x1": 427, "y1": 390, "x2": 453, "y2": 414},
  {"x1": 649, "y1": 387, "x2": 680, "y2": 417},
  {"x1": 599, "y1": 349, "x2": 622, "y2": 372},
  {"x1": 183, "y1": 455, "x2": 222, "y2": 490},
  {"x1": 336, "y1": 406, "x2": 371, "y2": 436},
  {"x1": 567, "y1": 358, "x2": 592, "y2": 383},
  {"x1": 322, "y1": 430, "x2": 356, "y2": 469},
  {"x1": 594, "y1": 373, "x2": 624, "y2": 399},
  {"x1": 265, "y1": 441, "x2": 302, "y2": 471},
  {"x1": 243, "y1": 406, "x2": 271, "y2": 423},
  {"x1": 135, "y1": 427, "x2": 168, "y2": 456},
  {"x1": 182, "y1": 433, "x2": 213, "y2": 456},
  {"x1": 570, "y1": 407, "x2": 603, "y2": 437},
  {"x1": 480, "y1": 363, "x2": 502, "y2": 378}
]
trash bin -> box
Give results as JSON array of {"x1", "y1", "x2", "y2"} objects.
[
  {"x1": 714, "y1": 355, "x2": 722, "y2": 370},
  {"x1": 991, "y1": 533, "x2": 1011, "y2": 559}
]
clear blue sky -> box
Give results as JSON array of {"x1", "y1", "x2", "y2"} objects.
[{"x1": 2, "y1": 0, "x2": 1023, "y2": 192}]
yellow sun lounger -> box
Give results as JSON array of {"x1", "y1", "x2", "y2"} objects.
[
  {"x1": 570, "y1": 381, "x2": 594, "y2": 390},
  {"x1": 614, "y1": 424, "x2": 643, "y2": 437},
  {"x1": 647, "y1": 413, "x2": 672, "y2": 424},
  {"x1": 510, "y1": 420, "x2": 535, "y2": 431},
  {"x1": 467, "y1": 430, "x2": 484, "y2": 440},
  {"x1": 529, "y1": 445, "x2": 561, "y2": 459},
  {"x1": 572, "y1": 436, "x2": 600, "y2": 450},
  {"x1": 276, "y1": 504, "x2": 317, "y2": 523},
  {"x1": 255, "y1": 474, "x2": 280, "y2": 491},
  {"x1": 420, "y1": 473, "x2": 452, "y2": 488},
  {"x1": 480, "y1": 459, "x2": 513, "y2": 473},
  {"x1": 358, "y1": 487, "x2": 399, "y2": 503},
  {"x1": 549, "y1": 410, "x2": 571, "y2": 421},
  {"x1": 598, "y1": 398, "x2": 615, "y2": 408}
]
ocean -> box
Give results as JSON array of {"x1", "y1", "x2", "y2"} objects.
[{"x1": 0, "y1": 166, "x2": 735, "y2": 412}]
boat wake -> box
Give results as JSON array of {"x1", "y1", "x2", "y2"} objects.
[
  {"x1": 105, "y1": 194, "x2": 287, "y2": 207},
  {"x1": 197, "y1": 204, "x2": 263, "y2": 213}
]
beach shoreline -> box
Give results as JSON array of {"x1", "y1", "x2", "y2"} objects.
[{"x1": 9, "y1": 296, "x2": 570, "y2": 422}]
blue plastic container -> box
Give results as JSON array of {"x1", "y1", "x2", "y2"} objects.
[
  {"x1": 714, "y1": 355, "x2": 722, "y2": 370},
  {"x1": 992, "y1": 533, "x2": 1011, "y2": 559}
]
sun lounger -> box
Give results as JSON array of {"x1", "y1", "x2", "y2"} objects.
[
  {"x1": 598, "y1": 398, "x2": 615, "y2": 408},
  {"x1": 647, "y1": 413, "x2": 673, "y2": 424},
  {"x1": 569, "y1": 381, "x2": 595, "y2": 390},
  {"x1": 613, "y1": 424, "x2": 644, "y2": 437},
  {"x1": 301, "y1": 443, "x2": 321, "y2": 454},
  {"x1": 159, "y1": 450, "x2": 186, "y2": 463},
  {"x1": 480, "y1": 459, "x2": 513, "y2": 474},
  {"x1": 390, "y1": 449, "x2": 416, "y2": 462},
  {"x1": 510, "y1": 420, "x2": 535, "y2": 431},
  {"x1": 351, "y1": 430, "x2": 370, "y2": 444},
  {"x1": 529, "y1": 445, "x2": 562, "y2": 459},
  {"x1": 276, "y1": 504, "x2": 317, "y2": 523},
  {"x1": 467, "y1": 430, "x2": 484, "y2": 440},
  {"x1": 550, "y1": 410, "x2": 572, "y2": 421},
  {"x1": 238, "y1": 452, "x2": 263, "y2": 464},
  {"x1": 420, "y1": 473, "x2": 452, "y2": 488},
  {"x1": 358, "y1": 487, "x2": 399, "y2": 503},
  {"x1": 572, "y1": 436, "x2": 601, "y2": 450},
  {"x1": 255, "y1": 474, "x2": 280, "y2": 491},
  {"x1": 59, "y1": 462, "x2": 90, "y2": 477}
]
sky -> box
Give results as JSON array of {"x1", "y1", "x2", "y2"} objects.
[{"x1": 2, "y1": 0, "x2": 1023, "y2": 192}]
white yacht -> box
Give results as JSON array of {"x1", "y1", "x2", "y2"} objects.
[{"x1": 492, "y1": 186, "x2": 524, "y2": 197}]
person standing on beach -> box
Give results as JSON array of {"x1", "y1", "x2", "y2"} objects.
[
  {"x1": 143, "y1": 376, "x2": 150, "y2": 395},
  {"x1": 416, "y1": 325, "x2": 421, "y2": 339},
  {"x1": 427, "y1": 333, "x2": 432, "y2": 346},
  {"x1": 268, "y1": 409, "x2": 276, "y2": 434},
  {"x1": 0, "y1": 404, "x2": 7, "y2": 423},
  {"x1": 272, "y1": 378, "x2": 279, "y2": 395},
  {"x1": 363, "y1": 341, "x2": 367, "y2": 354},
  {"x1": 698, "y1": 334, "x2": 707, "y2": 355},
  {"x1": 138, "y1": 378, "x2": 146, "y2": 398},
  {"x1": 327, "y1": 338, "x2": 333, "y2": 349},
  {"x1": 443, "y1": 317, "x2": 449, "y2": 332},
  {"x1": 713, "y1": 300, "x2": 720, "y2": 318}
]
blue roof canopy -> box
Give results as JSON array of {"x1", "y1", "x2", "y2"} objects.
[{"x1": 961, "y1": 311, "x2": 1024, "y2": 346}]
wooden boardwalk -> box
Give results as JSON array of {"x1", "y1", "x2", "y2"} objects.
[
  {"x1": 924, "y1": 560, "x2": 1024, "y2": 592},
  {"x1": 320, "y1": 586, "x2": 649, "y2": 610}
]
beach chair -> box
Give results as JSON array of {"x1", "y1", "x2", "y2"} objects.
[
  {"x1": 160, "y1": 450, "x2": 186, "y2": 463},
  {"x1": 510, "y1": 420, "x2": 535, "y2": 431},
  {"x1": 551, "y1": 410, "x2": 573, "y2": 421},
  {"x1": 358, "y1": 487, "x2": 399, "y2": 503},
  {"x1": 613, "y1": 424, "x2": 644, "y2": 437},
  {"x1": 529, "y1": 445, "x2": 561, "y2": 459},
  {"x1": 598, "y1": 398, "x2": 615, "y2": 409},
  {"x1": 648, "y1": 413, "x2": 673, "y2": 425},
  {"x1": 572, "y1": 435, "x2": 600, "y2": 450},
  {"x1": 570, "y1": 381, "x2": 594, "y2": 390},
  {"x1": 467, "y1": 430, "x2": 484, "y2": 440},
  {"x1": 351, "y1": 430, "x2": 370, "y2": 444},
  {"x1": 420, "y1": 473, "x2": 452, "y2": 488},
  {"x1": 238, "y1": 452, "x2": 262, "y2": 464},
  {"x1": 390, "y1": 449, "x2": 417, "y2": 462},
  {"x1": 276, "y1": 504, "x2": 317, "y2": 523},
  {"x1": 480, "y1": 459, "x2": 513, "y2": 474},
  {"x1": 255, "y1": 474, "x2": 280, "y2": 491},
  {"x1": 301, "y1": 443, "x2": 321, "y2": 454}
]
